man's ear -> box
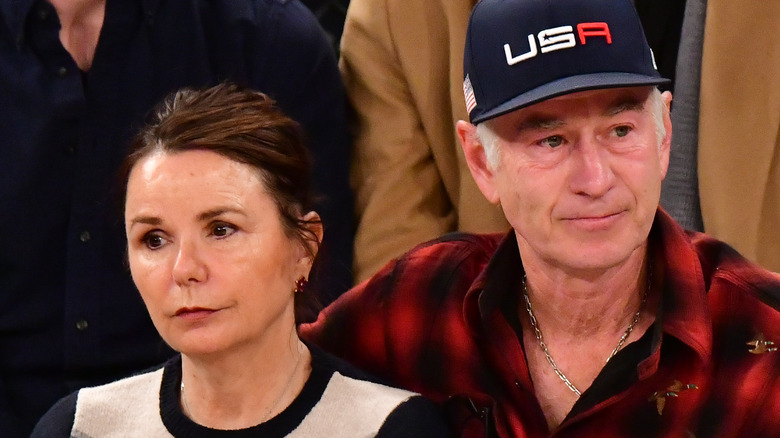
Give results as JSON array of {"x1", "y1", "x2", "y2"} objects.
[
  {"x1": 456, "y1": 120, "x2": 501, "y2": 204},
  {"x1": 658, "y1": 91, "x2": 673, "y2": 178}
]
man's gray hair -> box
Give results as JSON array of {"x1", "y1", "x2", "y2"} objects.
[
  {"x1": 475, "y1": 121, "x2": 500, "y2": 170},
  {"x1": 475, "y1": 88, "x2": 667, "y2": 170}
]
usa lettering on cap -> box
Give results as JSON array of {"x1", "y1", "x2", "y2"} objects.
[
  {"x1": 504, "y1": 22, "x2": 612, "y2": 66},
  {"x1": 462, "y1": 0, "x2": 670, "y2": 124}
]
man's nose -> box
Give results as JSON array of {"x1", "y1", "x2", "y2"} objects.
[{"x1": 567, "y1": 137, "x2": 615, "y2": 198}]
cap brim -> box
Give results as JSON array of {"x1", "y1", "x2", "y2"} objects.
[{"x1": 471, "y1": 73, "x2": 671, "y2": 124}]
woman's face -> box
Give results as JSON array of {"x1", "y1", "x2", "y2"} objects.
[{"x1": 125, "y1": 150, "x2": 311, "y2": 357}]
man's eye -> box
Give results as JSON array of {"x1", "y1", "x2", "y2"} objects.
[
  {"x1": 541, "y1": 135, "x2": 564, "y2": 148},
  {"x1": 211, "y1": 223, "x2": 236, "y2": 238},
  {"x1": 142, "y1": 232, "x2": 166, "y2": 250},
  {"x1": 614, "y1": 125, "x2": 631, "y2": 137}
]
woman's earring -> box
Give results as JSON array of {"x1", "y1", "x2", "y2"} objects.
[{"x1": 293, "y1": 276, "x2": 308, "y2": 294}]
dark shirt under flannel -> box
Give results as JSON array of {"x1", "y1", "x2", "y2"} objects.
[{"x1": 303, "y1": 209, "x2": 780, "y2": 437}]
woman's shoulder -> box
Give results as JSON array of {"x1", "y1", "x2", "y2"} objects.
[
  {"x1": 298, "y1": 346, "x2": 449, "y2": 436},
  {"x1": 32, "y1": 362, "x2": 172, "y2": 437},
  {"x1": 30, "y1": 392, "x2": 79, "y2": 438},
  {"x1": 377, "y1": 395, "x2": 451, "y2": 438}
]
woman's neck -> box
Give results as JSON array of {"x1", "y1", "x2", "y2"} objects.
[{"x1": 179, "y1": 330, "x2": 312, "y2": 430}]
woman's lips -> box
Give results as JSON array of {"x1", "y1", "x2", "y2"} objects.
[{"x1": 174, "y1": 307, "x2": 218, "y2": 321}]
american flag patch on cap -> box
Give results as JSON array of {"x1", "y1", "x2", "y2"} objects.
[{"x1": 463, "y1": 75, "x2": 477, "y2": 113}]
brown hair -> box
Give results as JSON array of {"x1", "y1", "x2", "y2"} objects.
[{"x1": 121, "y1": 82, "x2": 321, "y2": 323}]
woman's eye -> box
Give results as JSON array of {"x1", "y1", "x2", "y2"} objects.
[
  {"x1": 540, "y1": 135, "x2": 564, "y2": 148},
  {"x1": 614, "y1": 125, "x2": 631, "y2": 137},
  {"x1": 142, "y1": 232, "x2": 166, "y2": 250},
  {"x1": 211, "y1": 222, "x2": 237, "y2": 238}
]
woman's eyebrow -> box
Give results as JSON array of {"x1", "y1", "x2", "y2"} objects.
[
  {"x1": 196, "y1": 207, "x2": 245, "y2": 222},
  {"x1": 127, "y1": 216, "x2": 161, "y2": 229}
]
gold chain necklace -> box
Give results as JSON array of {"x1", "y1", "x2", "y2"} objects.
[
  {"x1": 180, "y1": 348, "x2": 304, "y2": 425},
  {"x1": 521, "y1": 270, "x2": 650, "y2": 397}
]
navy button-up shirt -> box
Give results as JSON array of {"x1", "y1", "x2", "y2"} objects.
[{"x1": 0, "y1": 0, "x2": 351, "y2": 435}]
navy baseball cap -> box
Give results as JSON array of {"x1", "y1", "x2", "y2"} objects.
[{"x1": 463, "y1": 0, "x2": 670, "y2": 124}]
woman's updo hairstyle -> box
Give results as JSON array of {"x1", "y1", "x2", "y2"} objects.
[{"x1": 120, "y1": 82, "x2": 321, "y2": 323}]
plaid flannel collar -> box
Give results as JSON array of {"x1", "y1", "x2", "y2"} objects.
[{"x1": 463, "y1": 208, "x2": 713, "y2": 365}]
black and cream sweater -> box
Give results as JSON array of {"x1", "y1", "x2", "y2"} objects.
[{"x1": 31, "y1": 347, "x2": 448, "y2": 437}]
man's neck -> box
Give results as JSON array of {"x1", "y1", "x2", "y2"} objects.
[
  {"x1": 516, "y1": 242, "x2": 657, "y2": 430},
  {"x1": 48, "y1": 0, "x2": 105, "y2": 71},
  {"x1": 519, "y1": 241, "x2": 651, "y2": 337}
]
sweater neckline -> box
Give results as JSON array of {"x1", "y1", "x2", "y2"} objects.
[{"x1": 159, "y1": 349, "x2": 333, "y2": 437}]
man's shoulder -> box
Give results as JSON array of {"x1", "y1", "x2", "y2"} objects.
[
  {"x1": 688, "y1": 230, "x2": 780, "y2": 310},
  {"x1": 159, "y1": 0, "x2": 323, "y2": 40},
  {"x1": 399, "y1": 232, "x2": 505, "y2": 267},
  {"x1": 301, "y1": 232, "x2": 505, "y2": 359},
  {"x1": 206, "y1": 0, "x2": 322, "y2": 27},
  {"x1": 370, "y1": 231, "x2": 505, "y2": 295}
]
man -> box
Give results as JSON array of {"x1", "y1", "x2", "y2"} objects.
[
  {"x1": 302, "y1": 0, "x2": 780, "y2": 436},
  {"x1": 341, "y1": 0, "x2": 689, "y2": 285},
  {"x1": 0, "y1": 0, "x2": 351, "y2": 435}
]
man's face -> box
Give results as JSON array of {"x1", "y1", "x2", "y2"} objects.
[{"x1": 470, "y1": 87, "x2": 671, "y2": 272}]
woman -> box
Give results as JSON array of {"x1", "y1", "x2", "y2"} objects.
[{"x1": 32, "y1": 83, "x2": 448, "y2": 437}]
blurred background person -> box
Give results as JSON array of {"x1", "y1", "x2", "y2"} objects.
[
  {"x1": 0, "y1": 1, "x2": 351, "y2": 435},
  {"x1": 341, "y1": 0, "x2": 508, "y2": 283},
  {"x1": 661, "y1": 0, "x2": 780, "y2": 272},
  {"x1": 32, "y1": 83, "x2": 446, "y2": 438}
]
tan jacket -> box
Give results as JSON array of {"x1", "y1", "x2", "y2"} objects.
[
  {"x1": 341, "y1": 0, "x2": 508, "y2": 282},
  {"x1": 699, "y1": 1, "x2": 780, "y2": 272}
]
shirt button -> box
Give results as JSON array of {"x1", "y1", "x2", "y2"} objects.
[
  {"x1": 57, "y1": 66, "x2": 68, "y2": 77},
  {"x1": 38, "y1": 8, "x2": 50, "y2": 20},
  {"x1": 75, "y1": 319, "x2": 89, "y2": 331},
  {"x1": 79, "y1": 231, "x2": 91, "y2": 242},
  {"x1": 66, "y1": 145, "x2": 76, "y2": 155}
]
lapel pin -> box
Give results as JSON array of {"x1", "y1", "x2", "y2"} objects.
[
  {"x1": 648, "y1": 380, "x2": 698, "y2": 415},
  {"x1": 747, "y1": 333, "x2": 777, "y2": 354}
]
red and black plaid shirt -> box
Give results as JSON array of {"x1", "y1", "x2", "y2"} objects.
[{"x1": 302, "y1": 210, "x2": 780, "y2": 437}]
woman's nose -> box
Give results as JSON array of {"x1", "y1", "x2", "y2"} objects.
[{"x1": 171, "y1": 239, "x2": 208, "y2": 286}]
